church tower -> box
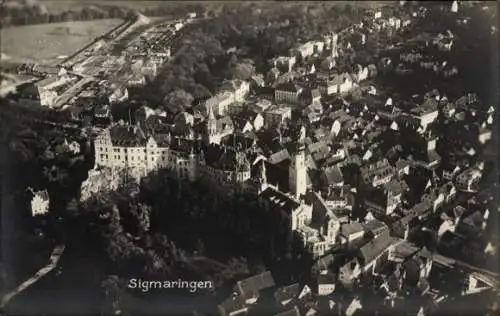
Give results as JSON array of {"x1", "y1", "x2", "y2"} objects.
[
  {"x1": 289, "y1": 125, "x2": 307, "y2": 199},
  {"x1": 331, "y1": 32, "x2": 339, "y2": 58},
  {"x1": 205, "y1": 104, "x2": 218, "y2": 144}
]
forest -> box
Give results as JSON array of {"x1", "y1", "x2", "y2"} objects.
[
  {"x1": 0, "y1": 0, "x2": 206, "y2": 28},
  {"x1": 139, "y1": 2, "x2": 367, "y2": 113}
]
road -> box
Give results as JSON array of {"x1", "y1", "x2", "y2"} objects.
[{"x1": 0, "y1": 245, "x2": 66, "y2": 310}]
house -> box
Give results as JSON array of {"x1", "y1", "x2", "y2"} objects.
[
  {"x1": 339, "y1": 221, "x2": 365, "y2": 245},
  {"x1": 30, "y1": 189, "x2": 50, "y2": 216},
  {"x1": 360, "y1": 158, "x2": 395, "y2": 187},
  {"x1": 273, "y1": 56, "x2": 297, "y2": 72},
  {"x1": 275, "y1": 306, "x2": 301, "y2": 316},
  {"x1": 339, "y1": 232, "x2": 400, "y2": 285},
  {"x1": 205, "y1": 91, "x2": 236, "y2": 117},
  {"x1": 322, "y1": 166, "x2": 344, "y2": 189},
  {"x1": 264, "y1": 106, "x2": 292, "y2": 127},
  {"x1": 201, "y1": 145, "x2": 252, "y2": 187},
  {"x1": 127, "y1": 74, "x2": 146, "y2": 87},
  {"x1": 30, "y1": 75, "x2": 73, "y2": 107},
  {"x1": 274, "y1": 283, "x2": 300, "y2": 307},
  {"x1": 311, "y1": 254, "x2": 335, "y2": 276},
  {"x1": 317, "y1": 273, "x2": 336, "y2": 296},
  {"x1": 320, "y1": 56, "x2": 336, "y2": 71},
  {"x1": 108, "y1": 86, "x2": 128, "y2": 104},
  {"x1": 275, "y1": 83, "x2": 303, "y2": 104},
  {"x1": 365, "y1": 180, "x2": 405, "y2": 215},
  {"x1": 218, "y1": 295, "x2": 248, "y2": 316},
  {"x1": 318, "y1": 73, "x2": 354, "y2": 95},
  {"x1": 478, "y1": 127, "x2": 492, "y2": 144},
  {"x1": 234, "y1": 271, "x2": 276, "y2": 305},
  {"x1": 353, "y1": 65, "x2": 369, "y2": 83},
  {"x1": 455, "y1": 164, "x2": 483, "y2": 192},
  {"x1": 221, "y1": 79, "x2": 251, "y2": 103}
]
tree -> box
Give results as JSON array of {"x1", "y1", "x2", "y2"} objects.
[
  {"x1": 162, "y1": 89, "x2": 194, "y2": 114},
  {"x1": 101, "y1": 275, "x2": 125, "y2": 315},
  {"x1": 231, "y1": 62, "x2": 256, "y2": 80}
]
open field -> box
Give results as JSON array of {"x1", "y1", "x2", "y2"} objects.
[
  {"x1": 39, "y1": 0, "x2": 174, "y2": 12},
  {"x1": 1, "y1": 19, "x2": 123, "y2": 65}
]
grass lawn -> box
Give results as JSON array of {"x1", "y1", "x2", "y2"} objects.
[{"x1": 1, "y1": 19, "x2": 123, "y2": 65}]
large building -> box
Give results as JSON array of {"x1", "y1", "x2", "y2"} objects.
[{"x1": 94, "y1": 124, "x2": 198, "y2": 181}]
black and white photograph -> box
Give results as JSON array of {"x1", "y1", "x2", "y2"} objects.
[{"x1": 0, "y1": 0, "x2": 499, "y2": 315}]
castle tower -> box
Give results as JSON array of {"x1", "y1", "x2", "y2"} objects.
[{"x1": 289, "y1": 125, "x2": 307, "y2": 199}]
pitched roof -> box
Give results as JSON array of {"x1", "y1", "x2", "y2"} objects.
[
  {"x1": 276, "y1": 82, "x2": 302, "y2": 93},
  {"x1": 340, "y1": 222, "x2": 364, "y2": 237},
  {"x1": 324, "y1": 166, "x2": 344, "y2": 185},
  {"x1": 274, "y1": 283, "x2": 300, "y2": 304},
  {"x1": 260, "y1": 186, "x2": 301, "y2": 214},
  {"x1": 236, "y1": 271, "x2": 276, "y2": 301},
  {"x1": 218, "y1": 295, "x2": 247, "y2": 315},
  {"x1": 269, "y1": 149, "x2": 291, "y2": 165},
  {"x1": 109, "y1": 125, "x2": 147, "y2": 147},
  {"x1": 357, "y1": 232, "x2": 398, "y2": 265},
  {"x1": 275, "y1": 306, "x2": 301, "y2": 316}
]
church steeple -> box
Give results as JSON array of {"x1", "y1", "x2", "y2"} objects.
[
  {"x1": 205, "y1": 103, "x2": 217, "y2": 144},
  {"x1": 289, "y1": 125, "x2": 307, "y2": 199}
]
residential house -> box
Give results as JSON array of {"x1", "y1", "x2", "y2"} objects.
[
  {"x1": 339, "y1": 232, "x2": 400, "y2": 285},
  {"x1": 219, "y1": 272, "x2": 276, "y2": 316},
  {"x1": 365, "y1": 180, "x2": 405, "y2": 215},
  {"x1": 30, "y1": 189, "x2": 50, "y2": 216},
  {"x1": 264, "y1": 106, "x2": 292, "y2": 127},
  {"x1": 274, "y1": 283, "x2": 300, "y2": 307},
  {"x1": 317, "y1": 273, "x2": 336, "y2": 296},
  {"x1": 221, "y1": 79, "x2": 251, "y2": 103},
  {"x1": 338, "y1": 221, "x2": 365, "y2": 245},
  {"x1": 353, "y1": 65, "x2": 369, "y2": 83},
  {"x1": 455, "y1": 164, "x2": 483, "y2": 192},
  {"x1": 360, "y1": 158, "x2": 395, "y2": 187}
]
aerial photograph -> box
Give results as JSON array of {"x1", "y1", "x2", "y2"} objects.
[{"x1": 0, "y1": 0, "x2": 498, "y2": 315}]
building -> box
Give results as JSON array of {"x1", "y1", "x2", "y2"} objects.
[
  {"x1": 275, "y1": 83, "x2": 303, "y2": 104},
  {"x1": 318, "y1": 73, "x2": 354, "y2": 96},
  {"x1": 94, "y1": 124, "x2": 198, "y2": 181},
  {"x1": 289, "y1": 126, "x2": 308, "y2": 199},
  {"x1": 365, "y1": 180, "x2": 405, "y2": 215},
  {"x1": 30, "y1": 189, "x2": 50, "y2": 216},
  {"x1": 28, "y1": 75, "x2": 73, "y2": 107},
  {"x1": 264, "y1": 106, "x2": 292, "y2": 127},
  {"x1": 339, "y1": 232, "x2": 400, "y2": 285},
  {"x1": 200, "y1": 145, "x2": 252, "y2": 191},
  {"x1": 221, "y1": 79, "x2": 251, "y2": 103},
  {"x1": 360, "y1": 158, "x2": 395, "y2": 188},
  {"x1": 218, "y1": 271, "x2": 276, "y2": 316},
  {"x1": 204, "y1": 105, "x2": 235, "y2": 145}
]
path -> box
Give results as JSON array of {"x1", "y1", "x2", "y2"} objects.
[{"x1": 0, "y1": 245, "x2": 66, "y2": 310}]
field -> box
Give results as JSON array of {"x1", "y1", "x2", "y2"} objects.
[
  {"x1": 1, "y1": 19, "x2": 123, "y2": 65},
  {"x1": 39, "y1": 0, "x2": 172, "y2": 13}
]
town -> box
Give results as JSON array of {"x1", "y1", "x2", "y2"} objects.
[{"x1": 0, "y1": 1, "x2": 498, "y2": 315}]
